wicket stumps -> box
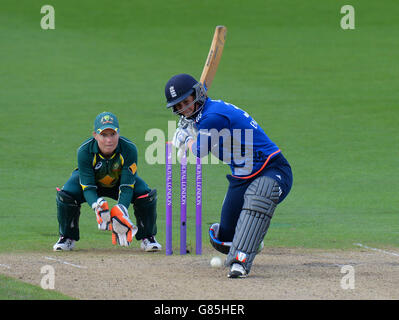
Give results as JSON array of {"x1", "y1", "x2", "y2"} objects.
[
  {"x1": 165, "y1": 142, "x2": 173, "y2": 255},
  {"x1": 195, "y1": 155, "x2": 202, "y2": 255},
  {"x1": 165, "y1": 142, "x2": 202, "y2": 255},
  {"x1": 180, "y1": 151, "x2": 187, "y2": 255}
]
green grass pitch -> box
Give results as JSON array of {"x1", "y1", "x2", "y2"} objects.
[{"x1": 0, "y1": 274, "x2": 73, "y2": 300}]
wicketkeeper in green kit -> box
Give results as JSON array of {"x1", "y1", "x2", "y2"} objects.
[{"x1": 53, "y1": 112, "x2": 162, "y2": 252}]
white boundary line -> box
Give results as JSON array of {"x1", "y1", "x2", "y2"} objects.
[
  {"x1": 354, "y1": 243, "x2": 399, "y2": 258},
  {"x1": 44, "y1": 256, "x2": 87, "y2": 269}
]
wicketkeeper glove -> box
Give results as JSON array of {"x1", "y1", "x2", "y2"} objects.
[
  {"x1": 110, "y1": 204, "x2": 138, "y2": 247},
  {"x1": 92, "y1": 198, "x2": 111, "y2": 231}
]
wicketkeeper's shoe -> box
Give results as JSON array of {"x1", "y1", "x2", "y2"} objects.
[
  {"x1": 141, "y1": 236, "x2": 162, "y2": 252},
  {"x1": 228, "y1": 263, "x2": 248, "y2": 278},
  {"x1": 53, "y1": 237, "x2": 76, "y2": 251}
]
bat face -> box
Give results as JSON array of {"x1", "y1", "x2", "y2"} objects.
[{"x1": 200, "y1": 26, "x2": 227, "y2": 90}]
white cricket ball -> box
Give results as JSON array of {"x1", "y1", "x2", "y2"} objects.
[{"x1": 210, "y1": 256, "x2": 223, "y2": 268}]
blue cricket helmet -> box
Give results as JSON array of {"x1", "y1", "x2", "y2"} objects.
[{"x1": 164, "y1": 73, "x2": 207, "y2": 117}]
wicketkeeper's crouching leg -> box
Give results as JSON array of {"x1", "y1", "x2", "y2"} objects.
[
  {"x1": 53, "y1": 188, "x2": 81, "y2": 251},
  {"x1": 133, "y1": 189, "x2": 162, "y2": 251},
  {"x1": 225, "y1": 176, "x2": 280, "y2": 278}
]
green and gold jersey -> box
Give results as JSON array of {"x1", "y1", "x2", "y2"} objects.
[{"x1": 77, "y1": 136, "x2": 138, "y2": 208}]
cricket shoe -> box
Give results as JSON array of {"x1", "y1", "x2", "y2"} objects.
[
  {"x1": 53, "y1": 237, "x2": 76, "y2": 251},
  {"x1": 258, "y1": 241, "x2": 264, "y2": 253},
  {"x1": 228, "y1": 263, "x2": 248, "y2": 279},
  {"x1": 141, "y1": 236, "x2": 162, "y2": 252}
]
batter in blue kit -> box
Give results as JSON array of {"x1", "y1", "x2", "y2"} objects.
[{"x1": 165, "y1": 74, "x2": 293, "y2": 278}]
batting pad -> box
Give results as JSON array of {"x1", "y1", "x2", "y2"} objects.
[{"x1": 225, "y1": 176, "x2": 280, "y2": 273}]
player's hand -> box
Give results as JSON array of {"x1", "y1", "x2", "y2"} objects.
[
  {"x1": 178, "y1": 117, "x2": 198, "y2": 138},
  {"x1": 177, "y1": 147, "x2": 187, "y2": 160},
  {"x1": 92, "y1": 198, "x2": 111, "y2": 231},
  {"x1": 110, "y1": 204, "x2": 138, "y2": 247},
  {"x1": 172, "y1": 127, "x2": 194, "y2": 150}
]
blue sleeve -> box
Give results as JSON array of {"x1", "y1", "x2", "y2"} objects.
[{"x1": 191, "y1": 113, "x2": 230, "y2": 158}]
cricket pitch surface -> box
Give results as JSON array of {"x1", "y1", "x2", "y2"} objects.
[{"x1": 1, "y1": 247, "x2": 398, "y2": 299}]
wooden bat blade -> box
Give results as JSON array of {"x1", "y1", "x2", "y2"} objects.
[{"x1": 200, "y1": 25, "x2": 227, "y2": 90}]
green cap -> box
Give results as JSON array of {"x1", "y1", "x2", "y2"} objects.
[{"x1": 94, "y1": 112, "x2": 119, "y2": 134}]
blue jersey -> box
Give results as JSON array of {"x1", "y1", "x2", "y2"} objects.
[{"x1": 192, "y1": 98, "x2": 281, "y2": 178}]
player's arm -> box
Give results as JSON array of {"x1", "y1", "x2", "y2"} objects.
[
  {"x1": 186, "y1": 138, "x2": 195, "y2": 152},
  {"x1": 190, "y1": 113, "x2": 230, "y2": 159}
]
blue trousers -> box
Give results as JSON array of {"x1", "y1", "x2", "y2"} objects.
[{"x1": 218, "y1": 153, "x2": 293, "y2": 242}]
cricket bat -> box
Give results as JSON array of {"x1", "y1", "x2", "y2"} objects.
[
  {"x1": 177, "y1": 26, "x2": 227, "y2": 129},
  {"x1": 199, "y1": 25, "x2": 227, "y2": 90}
]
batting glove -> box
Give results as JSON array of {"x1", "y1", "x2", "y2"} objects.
[
  {"x1": 177, "y1": 116, "x2": 198, "y2": 137},
  {"x1": 92, "y1": 198, "x2": 111, "y2": 231},
  {"x1": 110, "y1": 204, "x2": 138, "y2": 247},
  {"x1": 178, "y1": 117, "x2": 198, "y2": 136},
  {"x1": 172, "y1": 127, "x2": 194, "y2": 150}
]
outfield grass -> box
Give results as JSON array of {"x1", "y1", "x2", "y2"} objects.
[
  {"x1": 0, "y1": 274, "x2": 73, "y2": 300},
  {"x1": 0, "y1": 0, "x2": 398, "y2": 261}
]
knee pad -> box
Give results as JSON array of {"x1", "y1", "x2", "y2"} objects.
[
  {"x1": 242, "y1": 175, "x2": 280, "y2": 217},
  {"x1": 225, "y1": 176, "x2": 280, "y2": 273},
  {"x1": 133, "y1": 189, "x2": 157, "y2": 207},
  {"x1": 56, "y1": 189, "x2": 80, "y2": 206},
  {"x1": 133, "y1": 189, "x2": 157, "y2": 239}
]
